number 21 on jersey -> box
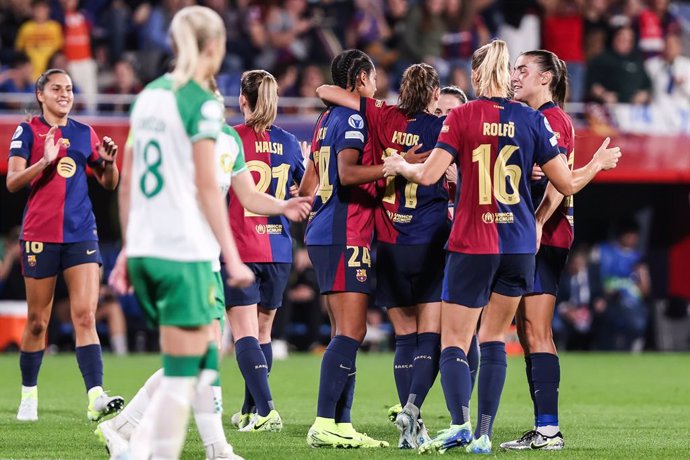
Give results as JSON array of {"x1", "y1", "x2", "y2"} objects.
[{"x1": 244, "y1": 160, "x2": 290, "y2": 216}]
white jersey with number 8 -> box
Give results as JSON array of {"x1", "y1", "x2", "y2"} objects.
[{"x1": 127, "y1": 75, "x2": 225, "y2": 261}]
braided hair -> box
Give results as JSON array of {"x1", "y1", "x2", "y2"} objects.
[{"x1": 330, "y1": 49, "x2": 375, "y2": 92}]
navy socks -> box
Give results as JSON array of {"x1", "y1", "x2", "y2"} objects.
[
  {"x1": 531, "y1": 352, "x2": 560, "y2": 428},
  {"x1": 19, "y1": 350, "x2": 45, "y2": 387},
  {"x1": 407, "y1": 332, "x2": 440, "y2": 408},
  {"x1": 475, "y1": 342, "x2": 507, "y2": 438},
  {"x1": 241, "y1": 342, "x2": 274, "y2": 414},
  {"x1": 439, "y1": 346, "x2": 471, "y2": 425},
  {"x1": 75, "y1": 344, "x2": 103, "y2": 391},
  {"x1": 235, "y1": 337, "x2": 273, "y2": 416},
  {"x1": 316, "y1": 335, "x2": 360, "y2": 419},
  {"x1": 393, "y1": 333, "x2": 417, "y2": 406}
]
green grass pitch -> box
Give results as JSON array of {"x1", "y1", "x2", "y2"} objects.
[{"x1": 0, "y1": 353, "x2": 688, "y2": 459}]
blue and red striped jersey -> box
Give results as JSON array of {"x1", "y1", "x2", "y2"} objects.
[
  {"x1": 436, "y1": 97, "x2": 560, "y2": 254},
  {"x1": 361, "y1": 97, "x2": 450, "y2": 244},
  {"x1": 9, "y1": 116, "x2": 104, "y2": 243},
  {"x1": 305, "y1": 106, "x2": 377, "y2": 247},
  {"x1": 229, "y1": 124, "x2": 305, "y2": 263},
  {"x1": 531, "y1": 102, "x2": 575, "y2": 249}
]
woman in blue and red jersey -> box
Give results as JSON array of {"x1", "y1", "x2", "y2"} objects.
[
  {"x1": 383, "y1": 40, "x2": 621, "y2": 454},
  {"x1": 499, "y1": 50, "x2": 575, "y2": 451},
  {"x1": 6, "y1": 69, "x2": 123, "y2": 422},
  {"x1": 299, "y1": 49, "x2": 389, "y2": 449},
  {"x1": 226, "y1": 69, "x2": 311, "y2": 431},
  {"x1": 316, "y1": 64, "x2": 468, "y2": 449}
]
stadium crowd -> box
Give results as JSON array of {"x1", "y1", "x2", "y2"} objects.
[{"x1": 0, "y1": 0, "x2": 688, "y2": 112}]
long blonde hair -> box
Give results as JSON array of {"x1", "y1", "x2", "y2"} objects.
[
  {"x1": 169, "y1": 6, "x2": 226, "y2": 89},
  {"x1": 471, "y1": 40, "x2": 511, "y2": 97},
  {"x1": 241, "y1": 70, "x2": 278, "y2": 133}
]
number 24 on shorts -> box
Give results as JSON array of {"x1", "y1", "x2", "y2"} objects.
[{"x1": 347, "y1": 246, "x2": 371, "y2": 268}]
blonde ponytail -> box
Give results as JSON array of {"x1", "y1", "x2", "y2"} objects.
[
  {"x1": 471, "y1": 40, "x2": 511, "y2": 97},
  {"x1": 169, "y1": 6, "x2": 225, "y2": 89},
  {"x1": 241, "y1": 70, "x2": 278, "y2": 133}
]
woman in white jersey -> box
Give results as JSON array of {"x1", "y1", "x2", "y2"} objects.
[
  {"x1": 107, "y1": 6, "x2": 254, "y2": 460},
  {"x1": 99, "y1": 77, "x2": 311, "y2": 458}
]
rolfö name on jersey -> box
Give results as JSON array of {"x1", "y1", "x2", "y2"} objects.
[
  {"x1": 391, "y1": 130, "x2": 420, "y2": 147},
  {"x1": 483, "y1": 121, "x2": 515, "y2": 138},
  {"x1": 255, "y1": 141, "x2": 283, "y2": 155}
]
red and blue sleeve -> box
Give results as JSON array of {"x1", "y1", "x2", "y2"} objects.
[
  {"x1": 87, "y1": 126, "x2": 104, "y2": 168},
  {"x1": 435, "y1": 109, "x2": 462, "y2": 158},
  {"x1": 8, "y1": 123, "x2": 34, "y2": 161},
  {"x1": 533, "y1": 112, "x2": 562, "y2": 166}
]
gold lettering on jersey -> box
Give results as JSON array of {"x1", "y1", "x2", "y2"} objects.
[
  {"x1": 482, "y1": 212, "x2": 514, "y2": 224},
  {"x1": 482, "y1": 122, "x2": 515, "y2": 138},
  {"x1": 386, "y1": 209, "x2": 413, "y2": 224},
  {"x1": 255, "y1": 141, "x2": 283, "y2": 155},
  {"x1": 391, "y1": 131, "x2": 420, "y2": 147},
  {"x1": 317, "y1": 127, "x2": 328, "y2": 141},
  {"x1": 256, "y1": 224, "x2": 283, "y2": 234}
]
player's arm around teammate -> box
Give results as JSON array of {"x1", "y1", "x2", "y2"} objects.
[
  {"x1": 383, "y1": 40, "x2": 621, "y2": 454},
  {"x1": 7, "y1": 68, "x2": 123, "y2": 423}
]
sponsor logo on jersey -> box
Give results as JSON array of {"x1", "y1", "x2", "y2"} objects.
[
  {"x1": 441, "y1": 125, "x2": 450, "y2": 133},
  {"x1": 356, "y1": 269, "x2": 367, "y2": 282},
  {"x1": 348, "y1": 114, "x2": 364, "y2": 129},
  {"x1": 60, "y1": 138, "x2": 70, "y2": 148},
  {"x1": 12, "y1": 125, "x2": 23, "y2": 139},
  {"x1": 375, "y1": 99, "x2": 384, "y2": 108},
  {"x1": 256, "y1": 224, "x2": 267, "y2": 234},
  {"x1": 386, "y1": 209, "x2": 413, "y2": 224},
  {"x1": 10, "y1": 141, "x2": 22, "y2": 149},
  {"x1": 27, "y1": 255, "x2": 36, "y2": 267},
  {"x1": 482, "y1": 212, "x2": 514, "y2": 224},
  {"x1": 57, "y1": 157, "x2": 77, "y2": 178}
]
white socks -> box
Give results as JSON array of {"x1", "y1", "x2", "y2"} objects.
[
  {"x1": 193, "y1": 383, "x2": 228, "y2": 459},
  {"x1": 114, "y1": 369, "x2": 163, "y2": 440}
]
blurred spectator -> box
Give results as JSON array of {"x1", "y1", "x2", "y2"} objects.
[
  {"x1": 645, "y1": 34, "x2": 690, "y2": 108},
  {"x1": 265, "y1": 0, "x2": 313, "y2": 69},
  {"x1": 592, "y1": 219, "x2": 651, "y2": 351},
  {"x1": 348, "y1": 0, "x2": 397, "y2": 69},
  {"x1": 497, "y1": 0, "x2": 540, "y2": 64},
  {"x1": 15, "y1": 0, "x2": 63, "y2": 79},
  {"x1": 398, "y1": 0, "x2": 446, "y2": 66},
  {"x1": 99, "y1": 58, "x2": 142, "y2": 113},
  {"x1": 583, "y1": 0, "x2": 612, "y2": 59},
  {"x1": 554, "y1": 248, "x2": 606, "y2": 350},
  {"x1": 0, "y1": 53, "x2": 35, "y2": 110},
  {"x1": 95, "y1": 285, "x2": 128, "y2": 355},
  {"x1": 541, "y1": 0, "x2": 586, "y2": 102},
  {"x1": 383, "y1": 0, "x2": 408, "y2": 58},
  {"x1": 586, "y1": 25, "x2": 652, "y2": 104},
  {"x1": 374, "y1": 66, "x2": 392, "y2": 100},
  {"x1": 60, "y1": 0, "x2": 97, "y2": 112},
  {"x1": 0, "y1": 228, "x2": 25, "y2": 301},
  {"x1": 297, "y1": 64, "x2": 325, "y2": 114},
  {"x1": 136, "y1": 0, "x2": 189, "y2": 82},
  {"x1": 279, "y1": 248, "x2": 324, "y2": 351},
  {"x1": 0, "y1": 0, "x2": 32, "y2": 63},
  {"x1": 441, "y1": 0, "x2": 489, "y2": 87},
  {"x1": 637, "y1": 0, "x2": 681, "y2": 57}
]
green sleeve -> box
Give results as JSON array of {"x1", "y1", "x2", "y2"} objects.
[
  {"x1": 177, "y1": 82, "x2": 224, "y2": 143},
  {"x1": 225, "y1": 125, "x2": 246, "y2": 175}
]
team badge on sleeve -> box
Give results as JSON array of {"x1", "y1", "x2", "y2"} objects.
[
  {"x1": 348, "y1": 114, "x2": 364, "y2": 129},
  {"x1": 543, "y1": 117, "x2": 558, "y2": 146},
  {"x1": 12, "y1": 125, "x2": 23, "y2": 139}
]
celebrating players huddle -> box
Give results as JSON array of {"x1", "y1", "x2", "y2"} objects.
[{"x1": 7, "y1": 5, "x2": 621, "y2": 459}]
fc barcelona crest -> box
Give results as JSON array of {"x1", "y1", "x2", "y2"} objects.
[
  {"x1": 27, "y1": 255, "x2": 36, "y2": 267},
  {"x1": 356, "y1": 269, "x2": 367, "y2": 283}
]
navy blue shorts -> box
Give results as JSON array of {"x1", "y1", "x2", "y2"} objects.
[
  {"x1": 376, "y1": 242, "x2": 445, "y2": 308},
  {"x1": 20, "y1": 240, "x2": 102, "y2": 279},
  {"x1": 307, "y1": 245, "x2": 372, "y2": 295},
  {"x1": 530, "y1": 245, "x2": 569, "y2": 296},
  {"x1": 225, "y1": 263, "x2": 292, "y2": 309},
  {"x1": 442, "y1": 252, "x2": 534, "y2": 308}
]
